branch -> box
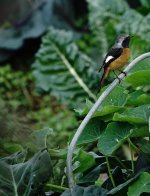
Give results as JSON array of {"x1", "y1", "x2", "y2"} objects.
[{"x1": 66, "y1": 52, "x2": 150, "y2": 192}]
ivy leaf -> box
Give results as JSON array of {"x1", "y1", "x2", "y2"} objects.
[
  {"x1": 113, "y1": 104, "x2": 150, "y2": 124},
  {"x1": 97, "y1": 122, "x2": 132, "y2": 155},
  {"x1": 0, "y1": 150, "x2": 52, "y2": 196},
  {"x1": 128, "y1": 172, "x2": 150, "y2": 196},
  {"x1": 33, "y1": 27, "x2": 99, "y2": 107}
]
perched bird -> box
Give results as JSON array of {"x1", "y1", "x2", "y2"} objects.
[{"x1": 98, "y1": 35, "x2": 131, "y2": 91}]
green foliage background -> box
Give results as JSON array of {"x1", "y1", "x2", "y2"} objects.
[{"x1": 0, "y1": 0, "x2": 150, "y2": 195}]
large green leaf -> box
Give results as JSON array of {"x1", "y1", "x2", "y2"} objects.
[
  {"x1": 113, "y1": 104, "x2": 150, "y2": 124},
  {"x1": 77, "y1": 86, "x2": 128, "y2": 117},
  {"x1": 97, "y1": 122, "x2": 132, "y2": 155},
  {"x1": 128, "y1": 172, "x2": 150, "y2": 196},
  {"x1": 33, "y1": 27, "x2": 99, "y2": 107},
  {"x1": 77, "y1": 118, "x2": 104, "y2": 145},
  {"x1": 0, "y1": 149, "x2": 52, "y2": 196},
  {"x1": 125, "y1": 70, "x2": 150, "y2": 87}
]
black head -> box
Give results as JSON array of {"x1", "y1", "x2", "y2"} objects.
[{"x1": 117, "y1": 35, "x2": 131, "y2": 48}]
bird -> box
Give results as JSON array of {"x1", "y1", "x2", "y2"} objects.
[{"x1": 98, "y1": 35, "x2": 131, "y2": 91}]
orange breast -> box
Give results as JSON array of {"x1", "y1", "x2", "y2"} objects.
[{"x1": 109, "y1": 48, "x2": 130, "y2": 70}]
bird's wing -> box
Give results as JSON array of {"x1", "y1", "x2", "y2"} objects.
[{"x1": 99, "y1": 47, "x2": 123, "y2": 72}]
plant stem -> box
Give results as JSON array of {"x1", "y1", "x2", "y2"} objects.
[
  {"x1": 46, "y1": 183, "x2": 67, "y2": 193},
  {"x1": 128, "y1": 138, "x2": 134, "y2": 175},
  {"x1": 114, "y1": 156, "x2": 129, "y2": 171},
  {"x1": 106, "y1": 156, "x2": 116, "y2": 188},
  {"x1": 128, "y1": 138, "x2": 139, "y2": 153}
]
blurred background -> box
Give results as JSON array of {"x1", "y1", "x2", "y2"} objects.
[{"x1": 0, "y1": 0, "x2": 150, "y2": 155}]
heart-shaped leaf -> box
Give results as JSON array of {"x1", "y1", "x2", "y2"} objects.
[{"x1": 98, "y1": 122, "x2": 132, "y2": 155}]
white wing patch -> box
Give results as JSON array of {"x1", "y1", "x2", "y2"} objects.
[{"x1": 105, "y1": 56, "x2": 114, "y2": 63}]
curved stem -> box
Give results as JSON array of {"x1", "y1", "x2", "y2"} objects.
[
  {"x1": 66, "y1": 52, "x2": 150, "y2": 192},
  {"x1": 106, "y1": 156, "x2": 116, "y2": 188}
]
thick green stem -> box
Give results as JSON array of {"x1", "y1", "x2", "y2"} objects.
[
  {"x1": 106, "y1": 156, "x2": 116, "y2": 188},
  {"x1": 46, "y1": 183, "x2": 67, "y2": 193}
]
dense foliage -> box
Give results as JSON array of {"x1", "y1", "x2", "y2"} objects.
[{"x1": 0, "y1": 0, "x2": 150, "y2": 195}]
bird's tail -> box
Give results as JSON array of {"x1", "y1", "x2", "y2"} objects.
[{"x1": 97, "y1": 67, "x2": 110, "y2": 92}]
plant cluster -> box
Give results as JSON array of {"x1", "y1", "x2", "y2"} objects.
[{"x1": 0, "y1": 0, "x2": 150, "y2": 195}]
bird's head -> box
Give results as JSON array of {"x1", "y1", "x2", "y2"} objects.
[{"x1": 117, "y1": 35, "x2": 131, "y2": 48}]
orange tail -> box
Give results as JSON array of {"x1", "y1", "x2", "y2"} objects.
[{"x1": 97, "y1": 67, "x2": 110, "y2": 92}]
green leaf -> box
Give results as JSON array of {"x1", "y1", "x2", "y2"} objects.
[
  {"x1": 0, "y1": 150, "x2": 27, "y2": 164},
  {"x1": 0, "y1": 149, "x2": 52, "y2": 196},
  {"x1": 140, "y1": 0, "x2": 150, "y2": 8},
  {"x1": 130, "y1": 126, "x2": 150, "y2": 138},
  {"x1": 127, "y1": 90, "x2": 150, "y2": 106},
  {"x1": 73, "y1": 149, "x2": 95, "y2": 174},
  {"x1": 128, "y1": 172, "x2": 150, "y2": 196},
  {"x1": 79, "y1": 86, "x2": 128, "y2": 117},
  {"x1": 77, "y1": 118, "x2": 104, "y2": 145},
  {"x1": 141, "y1": 141, "x2": 150, "y2": 153},
  {"x1": 30, "y1": 127, "x2": 53, "y2": 150},
  {"x1": 108, "y1": 173, "x2": 141, "y2": 195},
  {"x1": 61, "y1": 185, "x2": 108, "y2": 196},
  {"x1": 113, "y1": 105, "x2": 150, "y2": 124},
  {"x1": 125, "y1": 70, "x2": 150, "y2": 87},
  {"x1": 33, "y1": 27, "x2": 98, "y2": 106},
  {"x1": 97, "y1": 122, "x2": 132, "y2": 155}
]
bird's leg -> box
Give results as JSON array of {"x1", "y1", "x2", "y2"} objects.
[
  {"x1": 118, "y1": 70, "x2": 127, "y2": 76},
  {"x1": 113, "y1": 71, "x2": 121, "y2": 83}
]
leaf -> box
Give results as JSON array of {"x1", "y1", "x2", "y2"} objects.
[
  {"x1": 130, "y1": 126, "x2": 150, "y2": 138},
  {"x1": 0, "y1": 149, "x2": 52, "y2": 196},
  {"x1": 127, "y1": 90, "x2": 150, "y2": 106},
  {"x1": 0, "y1": 150, "x2": 27, "y2": 165},
  {"x1": 97, "y1": 122, "x2": 132, "y2": 155},
  {"x1": 128, "y1": 172, "x2": 150, "y2": 196},
  {"x1": 33, "y1": 27, "x2": 99, "y2": 106},
  {"x1": 140, "y1": 0, "x2": 150, "y2": 8},
  {"x1": 77, "y1": 118, "x2": 104, "y2": 145},
  {"x1": 113, "y1": 104, "x2": 150, "y2": 124},
  {"x1": 73, "y1": 149, "x2": 95, "y2": 174},
  {"x1": 141, "y1": 141, "x2": 150, "y2": 153},
  {"x1": 125, "y1": 70, "x2": 150, "y2": 87},
  {"x1": 79, "y1": 86, "x2": 128, "y2": 117},
  {"x1": 30, "y1": 127, "x2": 53, "y2": 150},
  {"x1": 107, "y1": 173, "x2": 141, "y2": 195},
  {"x1": 61, "y1": 185, "x2": 108, "y2": 196}
]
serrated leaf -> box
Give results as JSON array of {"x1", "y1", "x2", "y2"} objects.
[
  {"x1": 33, "y1": 27, "x2": 98, "y2": 106},
  {"x1": 125, "y1": 70, "x2": 150, "y2": 87},
  {"x1": 128, "y1": 172, "x2": 150, "y2": 196},
  {"x1": 0, "y1": 150, "x2": 52, "y2": 196},
  {"x1": 97, "y1": 122, "x2": 132, "y2": 155},
  {"x1": 113, "y1": 104, "x2": 150, "y2": 124}
]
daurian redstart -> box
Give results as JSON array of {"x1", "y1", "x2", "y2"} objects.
[{"x1": 98, "y1": 35, "x2": 131, "y2": 90}]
